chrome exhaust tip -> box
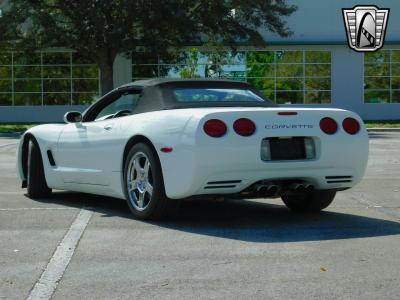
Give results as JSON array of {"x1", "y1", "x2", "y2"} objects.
[
  {"x1": 255, "y1": 184, "x2": 267, "y2": 194},
  {"x1": 255, "y1": 183, "x2": 281, "y2": 196},
  {"x1": 267, "y1": 184, "x2": 279, "y2": 195},
  {"x1": 304, "y1": 184, "x2": 314, "y2": 192},
  {"x1": 290, "y1": 183, "x2": 305, "y2": 192},
  {"x1": 258, "y1": 185, "x2": 269, "y2": 194}
]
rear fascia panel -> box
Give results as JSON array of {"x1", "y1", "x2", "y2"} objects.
[{"x1": 159, "y1": 108, "x2": 368, "y2": 199}]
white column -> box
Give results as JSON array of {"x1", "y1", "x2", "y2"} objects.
[
  {"x1": 331, "y1": 45, "x2": 400, "y2": 120},
  {"x1": 113, "y1": 53, "x2": 132, "y2": 87},
  {"x1": 331, "y1": 45, "x2": 365, "y2": 113}
]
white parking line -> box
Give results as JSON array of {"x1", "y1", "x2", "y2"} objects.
[
  {"x1": 0, "y1": 207, "x2": 78, "y2": 211},
  {"x1": 26, "y1": 209, "x2": 93, "y2": 300},
  {"x1": 0, "y1": 192, "x2": 25, "y2": 194}
]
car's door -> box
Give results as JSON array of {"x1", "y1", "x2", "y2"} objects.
[{"x1": 56, "y1": 89, "x2": 141, "y2": 185}]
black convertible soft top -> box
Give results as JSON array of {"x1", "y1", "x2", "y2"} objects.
[{"x1": 119, "y1": 78, "x2": 277, "y2": 114}]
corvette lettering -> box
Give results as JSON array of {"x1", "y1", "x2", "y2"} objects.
[{"x1": 265, "y1": 124, "x2": 314, "y2": 129}]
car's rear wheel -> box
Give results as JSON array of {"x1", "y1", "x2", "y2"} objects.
[
  {"x1": 281, "y1": 190, "x2": 336, "y2": 212},
  {"x1": 124, "y1": 143, "x2": 180, "y2": 220},
  {"x1": 27, "y1": 140, "x2": 52, "y2": 198}
]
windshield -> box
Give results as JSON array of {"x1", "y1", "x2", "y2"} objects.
[{"x1": 173, "y1": 88, "x2": 267, "y2": 103}]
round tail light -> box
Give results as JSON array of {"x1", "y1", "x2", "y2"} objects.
[
  {"x1": 319, "y1": 117, "x2": 338, "y2": 135},
  {"x1": 342, "y1": 117, "x2": 360, "y2": 134},
  {"x1": 233, "y1": 118, "x2": 256, "y2": 136},
  {"x1": 203, "y1": 119, "x2": 227, "y2": 137}
]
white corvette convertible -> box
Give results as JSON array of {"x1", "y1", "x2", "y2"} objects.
[{"x1": 17, "y1": 79, "x2": 368, "y2": 219}]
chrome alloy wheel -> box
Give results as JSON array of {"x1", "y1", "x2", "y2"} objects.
[{"x1": 126, "y1": 152, "x2": 153, "y2": 211}]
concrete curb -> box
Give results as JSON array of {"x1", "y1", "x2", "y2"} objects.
[
  {"x1": 367, "y1": 128, "x2": 400, "y2": 132},
  {"x1": 0, "y1": 132, "x2": 23, "y2": 138}
]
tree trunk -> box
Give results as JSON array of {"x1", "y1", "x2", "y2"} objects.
[
  {"x1": 98, "y1": 48, "x2": 118, "y2": 95},
  {"x1": 99, "y1": 61, "x2": 114, "y2": 96}
]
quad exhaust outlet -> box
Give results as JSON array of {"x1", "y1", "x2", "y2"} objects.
[
  {"x1": 289, "y1": 183, "x2": 314, "y2": 192},
  {"x1": 254, "y1": 182, "x2": 314, "y2": 197},
  {"x1": 255, "y1": 183, "x2": 280, "y2": 196}
]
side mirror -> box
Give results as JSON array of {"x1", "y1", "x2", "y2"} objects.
[{"x1": 64, "y1": 111, "x2": 83, "y2": 123}]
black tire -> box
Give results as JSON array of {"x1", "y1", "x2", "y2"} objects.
[
  {"x1": 123, "y1": 143, "x2": 180, "y2": 220},
  {"x1": 27, "y1": 140, "x2": 52, "y2": 198},
  {"x1": 281, "y1": 190, "x2": 336, "y2": 212}
]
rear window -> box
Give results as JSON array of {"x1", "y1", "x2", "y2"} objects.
[{"x1": 173, "y1": 88, "x2": 266, "y2": 103}]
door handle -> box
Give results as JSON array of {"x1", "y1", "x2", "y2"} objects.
[{"x1": 104, "y1": 124, "x2": 113, "y2": 131}]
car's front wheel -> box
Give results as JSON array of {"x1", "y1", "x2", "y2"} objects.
[
  {"x1": 27, "y1": 139, "x2": 52, "y2": 198},
  {"x1": 281, "y1": 190, "x2": 336, "y2": 212},
  {"x1": 124, "y1": 143, "x2": 180, "y2": 220}
]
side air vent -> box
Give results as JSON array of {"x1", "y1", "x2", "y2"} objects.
[
  {"x1": 325, "y1": 176, "x2": 352, "y2": 184},
  {"x1": 207, "y1": 180, "x2": 242, "y2": 184},
  {"x1": 204, "y1": 185, "x2": 236, "y2": 189},
  {"x1": 204, "y1": 180, "x2": 242, "y2": 190},
  {"x1": 47, "y1": 150, "x2": 56, "y2": 166}
]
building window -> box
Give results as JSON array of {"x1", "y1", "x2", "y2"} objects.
[
  {"x1": 0, "y1": 51, "x2": 100, "y2": 106},
  {"x1": 132, "y1": 51, "x2": 246, "y2": 81},
  {"x1": 246, "y1": 50, "x2": 331, "y2": 104},
  {"x1": 132, "y1": 50, "x2": 331, "y2": 104},
  {"x1": 364, "y1": 50, "x2": 400, "y2": 103}
]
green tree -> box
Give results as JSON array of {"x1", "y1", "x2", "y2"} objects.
[
  {"x1": 0, "y1": 6, "x2": 22, "y2": 48},
  {"x1": 203, "y1": 38, "x2": 233, "y2": 78},
  {"x1": 4, "y1": 0, "x2": 296, "y2": 95},
  {"x1": 0, "y1": 8, "x2": 8, "y2": 47},
  {"x1": 179, "y1": 48, "x2": 200, "y2": 78}
]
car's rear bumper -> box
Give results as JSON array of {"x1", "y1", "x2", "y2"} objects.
[{"x1": 159, "y1": 130, "x2": 369, "y2": 199}]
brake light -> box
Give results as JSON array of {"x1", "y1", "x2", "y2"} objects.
[
  {"x1": 160, "y1": 147, "x2": 173, "y2": 153},
  {"x1": 319, "y1": 117, "x2": 338, "y2": 135},
  {"x1": 233, "y1": 118, "x2": 256, "y2": 136},
  {"x1": 342, "y1": 117, "x2": 360, "y2": 134},
  {"x1": 203, "y1": 119, "x2": 227, "y2": 137}
]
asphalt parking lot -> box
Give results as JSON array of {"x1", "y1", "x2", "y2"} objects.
[{"x1": 1, "y1": 132, "x2": 400, "y2": 299}]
